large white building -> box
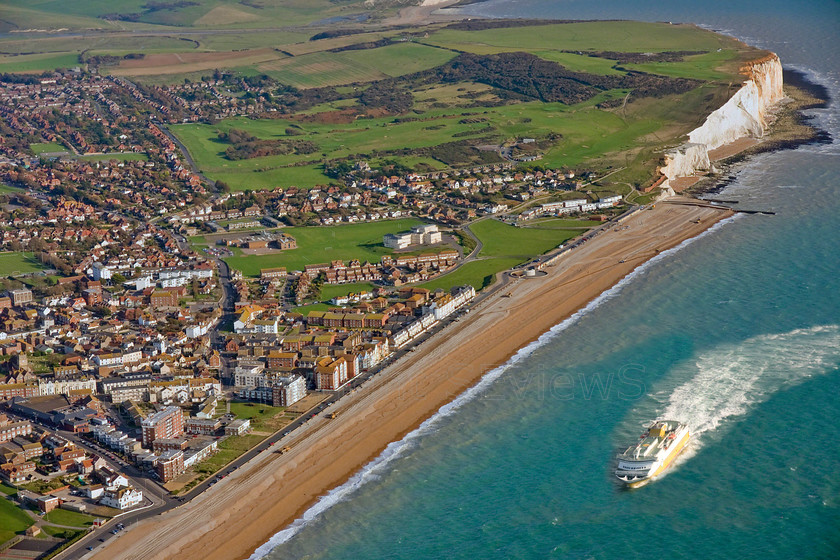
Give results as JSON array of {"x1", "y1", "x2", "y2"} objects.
[
  {"x1": 384, "y1": 224, "x2": 442, "y2": 249},
  {"x1": 100, "y1": 486, "x2": 143, "y2": 510},
  {"x1": 274, "y1": 375, "x2": 306, "y2": 406}
]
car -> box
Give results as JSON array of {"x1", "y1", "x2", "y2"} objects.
[{"x1": 87, "y1": 546, "x2": 94, "y2": 551}]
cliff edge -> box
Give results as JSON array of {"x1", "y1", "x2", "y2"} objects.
[{"x1": 659, "y1": 53, "x2": 785, "y2": 189}]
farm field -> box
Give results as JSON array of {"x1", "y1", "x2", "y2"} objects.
[
  {"x1": 424, "y1": 21, "x2": 737, "y2": 58},
  {"x1": 0, "y1": 0, "x2": 399, "y2": 32},
  {"x1": 0, "y1": 52, "x2": 80, "y2": 73},
  {"x1": 222, "y1": 219, "x2": 423, "y2": 277},
  {"x1": 250, "y1": 43, "x2": 456, "y2": 89},
  {"x1": 0, "y1": 252, "x2": 47, "y2": 275}
]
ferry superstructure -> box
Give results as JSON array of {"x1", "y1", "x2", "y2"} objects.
[{"x1": 615, "y1": 420, "x2": 690, "y2": 487}]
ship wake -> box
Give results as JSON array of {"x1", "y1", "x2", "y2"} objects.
[{"x1": 658, "y1": 324, "x2": 840, "y2": 468}]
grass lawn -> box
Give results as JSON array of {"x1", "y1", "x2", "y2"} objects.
[
  {"x1": 318, "y1": 282, "x2": 376, "y2": 303},
  {"x1": 0, "y1": 183, "x2": 23, "y2": 194},
  {"x1": 419, "y1": 219, "x2": 586, "y2": 291},
  {"x1": 472, "y1": 219, "x2": 580, "y2": 259},
  {"x1": 229, "y1": 401, "x2": 284, "y2": 430},
  {"x1": 41, "y1": 526, "x2": 84, "y2": 540},
  {"x1": 419, "y1": 257, "x2": 523, "y2": 292},
  {"x1": 293, "y1": 302, "x2": 333, "y2": 313},
  {"x1": 0, "y1": 252, "x2": 47, "y2": 276},
  {"x1": 0, "y1": 483, "x2": 18, "y2": 496},
  {"x1": 194, "y1": 434, "x2": 265, "y2": 474},
  {"x1": 222, "y1": 218, "x2": 422, "y2": 277},
  {"x1": 43, "y1": 508, "x2": 100, "y2": 528},
  {"x1": 524, "y1": 218, "x2": 603, "y2": 229},
  {"x1": 0, "y1": 496, "x2": 34, "y2": 544},
  {"x1": 30, "y1": 142, "x2": 69, "y2": 155}
]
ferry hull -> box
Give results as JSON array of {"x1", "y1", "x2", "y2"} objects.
[{"x1": 615, "y1": 421, "x2": 690, "y2": 487}]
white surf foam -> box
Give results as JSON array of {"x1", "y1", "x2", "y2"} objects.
[
  {"x1": 658, "y1": 324, "x2": 840, "y2": 468},
  {"x1": 248, "y1": 215, "x2": 739, "y2": 559}
]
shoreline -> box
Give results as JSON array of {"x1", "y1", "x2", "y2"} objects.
[
  {"x1": 84, "y1": 15, "x2": 832, "y2": 560},
  {"x1": 89, "y1": 200, "x2": 733, "y2": 560}
]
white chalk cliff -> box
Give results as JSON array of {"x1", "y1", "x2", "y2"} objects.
[{"x1": 659, "y1": 53, "x2": 785, "y2": 187}]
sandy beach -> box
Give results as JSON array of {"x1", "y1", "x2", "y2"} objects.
[{"x1": 89, "y1": 200, "x2": 733, "y2": 560}]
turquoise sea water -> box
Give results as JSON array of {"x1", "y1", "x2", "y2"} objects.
[{"x1": 254, "y1": 2, "x2": 840, "y2": 558}]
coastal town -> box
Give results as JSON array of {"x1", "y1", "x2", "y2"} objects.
[
  {"x1": 0, "y1": 5, "x2": 807, "y2": 558},
  {"x1": 0, "y1": 62, "x2": 633, "y2": 558}
]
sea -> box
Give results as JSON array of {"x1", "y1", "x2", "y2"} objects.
[{"x1": 252, "y1": 1, "x2": 840, "y2": 558}]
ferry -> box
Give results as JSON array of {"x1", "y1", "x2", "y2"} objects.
[{"x1": 615, "y1": 420, "x2": 690, "y2": 487}]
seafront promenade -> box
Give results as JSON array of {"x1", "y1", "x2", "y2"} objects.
[{"x1": 88, "y1": 200, "x2": 733, "y2": 560}]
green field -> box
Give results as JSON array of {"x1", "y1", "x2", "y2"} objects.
[
  {"x1": 0, "y1": 0, "x2": 397, "y2": 32},
  {"x1": 163, "y1": 19, "x2": 752, "y2": 191},
  {"x1": 228, "y1": 401, "x2": 283, "y2": 431},
  {"x1": 420, "y1": 257, "x2": 523, "y2": 292},
  {"x1": 222, "y1": 218, "x2": 423, "y2": 277},
  {"x1": 172, "y1": 82, "x2": 723, "y2": 191},
  {"x1": 30, "y1": 142, "x2": 69, "y2": 155},
  {"x1": 43, "y1": 508, "x2": 100, "y2": 528},
  {"x1": 0, "y1": 495, "x2": 33, "y2": 545},
  {"x1": 41, "y1": 526, "x2": 84, "y2": 539},
  {"x1": 0, "y1": 252, "x2": 47, "y2": 275},
  {"x1": 171, "y1": 105, "x2": 514, "y2": 190},
  {"x1": 0, "y1": 52, "x2": 80, "y2": 73},
  {"x1": 424, "y1": 21, "x2": 735, "y2": 56},
  {"x1": 420, "y1": 219, "x2": 584, "y2": 291},
  {"x1": 0, "y1": 183, "x2": 22, "y2": 194},
  {"x1": 252, "y1": 43, "x2": 456, "y2": 89},
  {"x1": 472, "y1": 219, "x2": 580, "y2": 259},
  {"x1": 194, "y1": 434, "x2": 265, "y2": 474},
  {"x1": 526, "y1": 217, "x2": 603, "y2": 229},
  {"x1": 319, "y1": 282, "x2": 376, "y2": 303}
]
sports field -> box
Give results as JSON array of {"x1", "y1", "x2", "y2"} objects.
[
  {"x1": 30, "y1": 142, "x2": 69, "y2": 155},
  {"x1": 222, "y1": 219, "x2": 423, "y2": 277},
  {"x1": 0, "y1": 252, "x2": 47, "y2": 275}
]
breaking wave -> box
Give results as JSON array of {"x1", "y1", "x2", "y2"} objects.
[
  {"x1": 249, "y1": 215, "x2": 739, "y2": 559},
  {"x1": 658, "y1": 324, "x2": 840, "y2": 465}
]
